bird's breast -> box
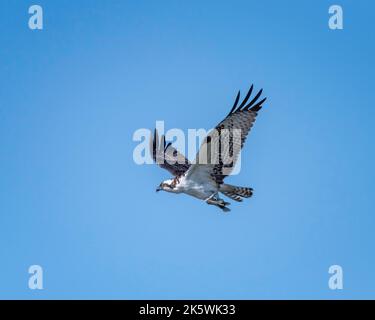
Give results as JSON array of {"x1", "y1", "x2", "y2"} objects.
[{"x1": 177, "y1": 176, "x2": 218, "y2": 200}]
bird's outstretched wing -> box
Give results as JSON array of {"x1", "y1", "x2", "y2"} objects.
[
  {"x1": 186, "y1": 85, "x2": 266, "y2": 184},
  {"x1": 150, "y1": 129, "x2": 191, "y2": 177}
]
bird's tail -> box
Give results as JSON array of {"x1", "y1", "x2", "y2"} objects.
[{"x1": 219, "y1": 184, "x2": 253, "y2": 202}]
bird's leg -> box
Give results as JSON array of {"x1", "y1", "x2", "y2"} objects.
[
  {"x1": 206, "y1": 193, "x2": 231, "y2": 212},
  {"x1": 206, "y1": 193, "x2": 220, "y2": 206},
  {"x1": 205, "y1": 193, "x2": 217, "y2": 201}
]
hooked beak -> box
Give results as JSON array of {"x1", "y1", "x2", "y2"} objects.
[{"x1": 156, "y1": 186, "x2": 162, "y2": 192}]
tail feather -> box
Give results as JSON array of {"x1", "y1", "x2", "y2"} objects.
[
  {"x1": 220, "y1": 184, "x2": 253, "y2": 201},
  {"x1": 222, "y1": 192, "x2": 243, "y2": 202}
]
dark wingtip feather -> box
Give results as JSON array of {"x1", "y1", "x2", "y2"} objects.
[
  {"x1": 152, "y1": 128, "x2": 157, "y2": 161},
  {"x1": 237, "y1": 84, "x2": 254, "y2": 111},
  {"x1": 154, "y1": 129, "x2": 159, "y2": 148},
  {"x1": 250, "y1": 97, "x2": 267, "y2": 112},
  {"x1": 162, "y1": 135, "x2": 167, "y2": 149},
  {"x1": 244, "y1": 89, "x2": 263, "y2": 110},
  {"x1": 227, "y1": 90, "x2": 241, "y2": 116},
  {"x1": 153, "y1": 128, "x2": 158, "y2": 157}
]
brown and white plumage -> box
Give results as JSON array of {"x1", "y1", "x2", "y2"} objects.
[
  {"x1": 150, "y1": 128, "x2": 190, "y2": 177},
  {"x1": 151, "y1": 85, "x2": 267, "y2": 212}
]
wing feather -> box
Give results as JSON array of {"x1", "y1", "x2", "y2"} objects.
[
  {"x1": 187, "y1": 85, "x2": 266, "y2": 184},
  {"x1": 150, "y1": 129, "x2": 190, "y2": 177}
]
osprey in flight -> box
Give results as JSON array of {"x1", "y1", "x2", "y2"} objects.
[{"x1": 150, "y1": 85, "x2": 266, "y2": 212}]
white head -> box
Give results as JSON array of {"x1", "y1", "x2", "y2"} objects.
[{"x1": 156, "y1": 178, "x2": 177, "y2": 193}]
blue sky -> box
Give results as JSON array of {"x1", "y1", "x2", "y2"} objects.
[{"x1": 0, "y1": 0, "x2": 374, "y2": 299}]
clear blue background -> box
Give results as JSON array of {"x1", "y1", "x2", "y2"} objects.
[{"x1": 0, "y1": 0, "x2": 374, "y2": 299}]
